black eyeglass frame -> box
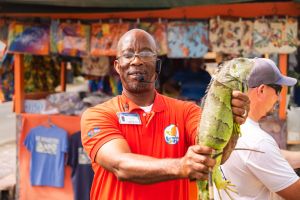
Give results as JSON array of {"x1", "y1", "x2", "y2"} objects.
[{"x1": 116, "y1": 51, "x2": 157, "y2": 64}]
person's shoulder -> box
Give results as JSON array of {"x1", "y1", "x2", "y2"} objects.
[
  {"x1": 240, "y1": 122, "x2": 277, "y2": 149},
  {"x1": 82, "y1": 96, "x2": 120, "y2": 118}
]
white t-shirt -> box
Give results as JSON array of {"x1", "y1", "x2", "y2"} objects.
[
  {"x1": 140, "y1": 104, "x2": 153, "y2": 113},
  {"x1": 214, "y1": 118, "x2": 299, "y2": 200}
]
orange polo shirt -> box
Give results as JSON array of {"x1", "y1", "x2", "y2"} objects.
[{"x1": 81, "y1": 91, "x2": 201, "y2": 200}]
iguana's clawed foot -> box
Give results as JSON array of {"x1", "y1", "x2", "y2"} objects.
[{"x1": 216, "y1": 180, "x2": 238, "y2": 200}]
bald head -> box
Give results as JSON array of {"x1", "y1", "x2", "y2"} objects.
[{"x1": 117, "y1": 29, "x2": 157, "y2": 56}]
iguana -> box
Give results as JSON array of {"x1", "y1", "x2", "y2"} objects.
[{"x1": 197, "y1": 58, "x2": 254, "y2": 200}]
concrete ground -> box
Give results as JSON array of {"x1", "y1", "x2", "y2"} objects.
[
  {"x1": 0, "y1": 102, "x2": 16, "y2": 197},
  {"x1": 0, "y1": 102, "x2": 16, "y2": 144}
]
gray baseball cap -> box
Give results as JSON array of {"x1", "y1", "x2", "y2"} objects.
[{"x1": 248, "y1": 58, "x2": 297, "y2": 88}]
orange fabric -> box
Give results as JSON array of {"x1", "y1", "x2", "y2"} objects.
[
  {"x1": 18, "y1": 113, "x2": 80, "y2": 200},
  {"x1": 189, "y1": 181, "x2": 198, "y2": 200},
  {"x1": 81, "y1": 92, "x2": 201, "y2": 200}
]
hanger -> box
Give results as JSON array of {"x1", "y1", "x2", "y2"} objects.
[{"x1": 47, "y1": 115, "x2": 55, "y2": 127}]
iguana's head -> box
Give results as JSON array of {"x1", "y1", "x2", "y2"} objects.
[
  {"x1": 217, "y1": 58, "x2": 254, "y2": 91},
  {"x1": 228, "y1": 58, "x2": 254, "y2": 83}
]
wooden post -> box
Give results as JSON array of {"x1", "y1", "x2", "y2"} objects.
[
  {"x1": 14, "y1": 54, "x2": 24, "y2": 113},
  {"x1": 60, "y1": 61, "x2": 66, "y2": 92},
  {"x1": 279, "y1": 54, "x2": 288, "y2": 120}
]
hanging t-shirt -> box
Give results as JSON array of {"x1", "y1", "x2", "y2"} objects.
[
  {"x1": 24, "y1": 125, "x2": 68, "y2": 187},
  {"x1": 67, "y1": 131, "x2": 94, "y2": 200}
]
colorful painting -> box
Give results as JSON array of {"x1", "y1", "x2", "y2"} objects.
[
  {"x1": 167, "y1": 21, "x2": 209, "y2": 58},
  {"x1": 0, "y1": 20, "x2": 8, "y2": 44},
  {"x1": 0, "y1": 54, "x2": 14, "y2": 102},
  {"x1": 209, "y1": 18, "x2": 253, "y2": 55},
  {"x1": 240, "y1": 20, "x2": 254, "y2": 56},
  {"x1": 253, "y1": 18, "x2": 298, "y2": 54},
  {"x1": 24, "y1": 55, "x2": 60, "y2": 93},
  {"x1": 0, "y1": 40, "x2": 6, "y2": 62},
  {"x1": 136, "y1": 22, "x2": 168, "y2": 55},
  {"x1": 8, "y1": 22, "x2": 49, "y2": 55},
  {"x1": 90, "y1": 23, "x2": 130, "y2": 56},
  {"x1": 51, "y1": 21, "x2": 90, "y2": 57},
  {"x1": 0, "y1": 20, "x2": 8, "y2": 61}
]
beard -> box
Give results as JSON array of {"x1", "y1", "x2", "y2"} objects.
[
  {"x1": 127, "y1": 82, "x2": 150, "y2": 93},
  {"x1": 261, "y1": 101, "x2": 280, "y2": 120},
  {"x1": 121, "y1": 76, "x2": 154, "y2": 94}
]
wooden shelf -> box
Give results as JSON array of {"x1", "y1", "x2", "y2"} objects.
[
  {"x1": 287, "y1": 140, "x2": 300, "y2": 145},
  {"x1": 25, "y1": 91, "x2": 54, "y2": 100}
]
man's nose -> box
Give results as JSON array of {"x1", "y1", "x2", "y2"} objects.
[{"x1": 131, "y1": 55, "x2": 143, "y2": 65}]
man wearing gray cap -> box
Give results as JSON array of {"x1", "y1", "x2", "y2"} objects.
[{"x1": 214, "y1": 58, "x2": 300, "y2": 200}]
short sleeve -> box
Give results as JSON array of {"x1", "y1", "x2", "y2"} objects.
[
  {"x1": 81, "y1": 106, "x2": 124, "y2": 162},
  {"x1": 183, "y1": 102, "x2": 201, "y2": 146},
  {"x1": 246, "y1": 140, "x2": 299, "y2": 192},
  {"x1": 24, "y1": 128, "x2": 35, "y2": 151}
]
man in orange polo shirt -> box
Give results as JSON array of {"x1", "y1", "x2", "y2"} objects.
[{"x1": 81, "y1": 29, "x2": 249, "y2": 200}]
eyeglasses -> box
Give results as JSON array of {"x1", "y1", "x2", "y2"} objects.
[
  {"x1": 267, "y1": 84, "x2": 282, "y2": 95},
  {"x1": 117, "y1": 51, "x2": 157, "y2": 64}
]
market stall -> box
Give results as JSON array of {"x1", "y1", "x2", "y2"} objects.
[
  {"x1": 17, "y1": 114, "x2": 80, "y2": 200},
  {"x1": 0, "y1": 1, "x2": 299, "y2": 199}
]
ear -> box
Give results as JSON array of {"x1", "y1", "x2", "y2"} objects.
[
  {"x1": 114, "y1": 60, "x2": 120, "y2": 75},
  {"x1": 256, "y1": 85, "x2": 266, "y2": 99}
]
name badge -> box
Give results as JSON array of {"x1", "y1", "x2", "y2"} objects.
[{"x1": 117, "y1": 112, "x2": 141, "y2": 125}]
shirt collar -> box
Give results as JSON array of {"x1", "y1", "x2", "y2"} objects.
[
  {"x1": 246, "y1": 117, "x2": 260, "y2": 127},
  {"x1": 119, "y1": 90, "x2": 166, "y2": 113}
]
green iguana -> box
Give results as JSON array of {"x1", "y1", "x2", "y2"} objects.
[{"x1": 197, "y1": 58, "x2": 254, "y2": 200}]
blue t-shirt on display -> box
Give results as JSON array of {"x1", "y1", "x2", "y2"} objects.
[
  {"x1": 67, "y1": 131, "x2": 94, "y2": 200},
  {"x1": 24, "y1": 125, "x2": 68, "y2": 187}
]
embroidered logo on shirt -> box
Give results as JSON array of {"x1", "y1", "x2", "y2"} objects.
[
  {"x1": 87, "y1": 128, "x2": 100, "y2": 137},
  {"x1": 164, "y1": 124, "x2": 179, "y2": 144}
]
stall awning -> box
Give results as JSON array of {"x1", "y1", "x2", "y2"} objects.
[
  {"x1": 0, "y1": 0, "x2": 259, "y2": 8},
  {"x1": 1, "y1": 0, "x2": 297, "y2": 13}
]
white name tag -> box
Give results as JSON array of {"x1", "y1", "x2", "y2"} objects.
[{"x1": 117, "y1": 112, "x2": 141, "y2": 125}]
